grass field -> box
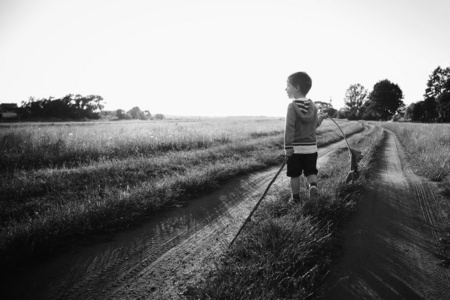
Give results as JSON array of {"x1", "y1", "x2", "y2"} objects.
[
  {"x1": 0, "y1": 117, "x2": 364, "y2": 271},
  {"x1": 188, "y1": 124, "x2": 385, "y2": 299}
]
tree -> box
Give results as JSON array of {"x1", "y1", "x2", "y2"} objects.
[
  {"x1": 18, "y1": 94, "x2": 104, "y2": 120},
  {"x1": 143, "y1": 110, "x2": 151, "y2": 118},
  {"x1": 360, "y1": 100, "x2": 381, "y2": 120},
  {"x1": 425, "y1": 66, "x2": 450, "y2": 100},
  {"x1": 422, "y1": 97, "x2": 439, "y2": 122},
  {"x1": 314, "y1": 100, "x2": 336, "y2": 117},
  {"x1": 409, "y1": 99, "x2": 438, "y2": 122},
  {"x1": 314, "y1": 101, "x2": 332, "y2": 111},
  {"x1": 116, "y1": 109, "x2": 125, "y2": 119},
  {"x1": 424, "y1": 65, "x2": 450, "y2": 122},
  {"x1": 116, "y1": 109, "x2": 131, "y2": 120},
  {"x1": 436, "y1": 91, "x2": 450, "y2": 122},
  {"x1": 154, "y1": 113, "x2": 165, "y2": 120},
  {"x1": 337, "y1": 107, "x2": 349, "y2": 119},
  {"x1": 404, "y1": 103, "x2": 415, "y2": 120},
  {"x1": 367, "y1": 79, "x2": 404, "y2": 120},
  {"x1": 344, "y1": 84, "x2": 368, "y2": 119},
  {"x1": 411, "y1": 101, "x2": 425, "y2": 122},
  {"x1": 128, "y1": 107, "x2": 147, "y2": 120}
]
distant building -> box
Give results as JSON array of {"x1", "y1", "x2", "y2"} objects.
[
  {"x1": 0, "y1": 103, "x2": 18, "y2": 112},
  {"x1": 0, "y1": 103, "x2": 19, "y2": 119}
]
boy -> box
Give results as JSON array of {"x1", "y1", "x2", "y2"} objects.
[{"x1": 284, "y1": 71, "x2": 327, "y2": 209}]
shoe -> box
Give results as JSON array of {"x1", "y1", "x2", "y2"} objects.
[
  {"x1": 309, "y1": 185, "x2": 318, "y2": 202},
  {"x1": 288, "y1": 197, "x2": 300, "y2": 205}
]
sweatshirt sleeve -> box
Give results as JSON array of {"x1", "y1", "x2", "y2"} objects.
[{"x1": 284, "y1": 103, "x2": 296, "y2": 150}]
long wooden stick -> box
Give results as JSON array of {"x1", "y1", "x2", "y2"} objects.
[
  {"x1": 229, "y1": 156, "x2": 288, "y2": 248},
  {"x1": 329, "y1": 117, "x2": 352, "y2": 155}
]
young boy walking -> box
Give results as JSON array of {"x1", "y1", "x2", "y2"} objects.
[{"x1": 284, "y1": 71, "x2": 326, "y2": 209}]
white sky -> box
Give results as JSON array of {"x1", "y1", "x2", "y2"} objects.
[{"x1": 1, "y1": 0, "x2": 449, "y2": 117}]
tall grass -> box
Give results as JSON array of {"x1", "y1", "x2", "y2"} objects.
[
  {"x1": 0, "y1": 118, "x2": 360, "y2": 172},
  {"x1": 0, "y1": 118, "x2": 363, "y2": 271},
  {"x1": 0, "y1": 119, "x2": 278, "y2": 170},
  {"x1": 379, "y1": 122, "x2": 450, "y2": 182},
  {"x1": 187, "y1": 125, "x2": 385, "y2": 299}
]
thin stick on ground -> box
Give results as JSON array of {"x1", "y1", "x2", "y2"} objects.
[{"x1": 229, "y1": 156, "x2": 288, "y2": 247}]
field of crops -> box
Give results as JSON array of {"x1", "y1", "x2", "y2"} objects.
[{"x1": 0, "y1": 117, "x2": 363, "y2": 270}]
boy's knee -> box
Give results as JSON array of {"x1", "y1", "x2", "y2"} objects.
[{"x1": 304, "y1": 169, "x2": 318, "y2": 177}]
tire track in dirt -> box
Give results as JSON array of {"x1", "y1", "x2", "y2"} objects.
[
  {"x1": 397, "y1": 132, "x2": 450, "y2": 289},
  {"x1": 323, "y1": 128, "x2": 450, "y2": 300},
  {"x1": 2, "y1": 124, "x2": 370, "y2": 300}
]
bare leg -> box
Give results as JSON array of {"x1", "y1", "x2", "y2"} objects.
[
  {"x1": 306, "y1": 174, "x2": 317, "y2": 186},
  {"x1": 290, "y1": 176, "x2": 300, "y2": 194},
  {"x1": 305, "y1": 174, "x2": 318, "y2": 205}
]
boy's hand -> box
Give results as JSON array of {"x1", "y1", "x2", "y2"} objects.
[
  {"x1": 320, "y1": 113, "x2": 329, "y2": 119},
  {"x1": 285, "y1": 148, "x2": 294, "y2": 157}
]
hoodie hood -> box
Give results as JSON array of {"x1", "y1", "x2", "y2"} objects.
[{"x1": 292, "y1": 99, "x2": 317, "y2": 123}]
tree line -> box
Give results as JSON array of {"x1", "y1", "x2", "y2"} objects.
[
  {"x1": 113, "y1": 107, "x2": 164, "y2": 120},
  {"x1": 407, "y1": 66, "x2": 450, "y2": 122},
  {"x1": 341, "y1": 64, "x2": 450, "y2": 122},
  {"x1": 15, "y1": 94, "x2": 104, "y2": 120},
  {"x1": 3, "y1": 94, "x2": 163, "y2": 121},
  {"x1": 342, "y1": 80, "x2": 404, "y2": 121}
]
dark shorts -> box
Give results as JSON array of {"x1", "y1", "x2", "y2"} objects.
[{"x1": 286, "y1": 153, "x2": 318, "y2": 177}]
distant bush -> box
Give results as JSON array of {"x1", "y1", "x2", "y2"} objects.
[
  {"x1": 128, "y1": 107, "x2": 148, "y2": 120},
  {"x1": 19, "y1": 94, "x2": 104, "y2": 120},
  {"x1": 116, "y1": 109, "x2": 132, "y2": 120}
]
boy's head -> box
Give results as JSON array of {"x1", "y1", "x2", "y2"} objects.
[{"x1": 286, "y1": 72, "x2": 312, "y2": 98}]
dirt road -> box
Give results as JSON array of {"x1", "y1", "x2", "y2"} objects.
[
  {"x1": 2, "y1": 128, "x2": 366, "y2": 300},
  {"x1": 323, "y1": 129, "x2": 450, "y2": 299}
]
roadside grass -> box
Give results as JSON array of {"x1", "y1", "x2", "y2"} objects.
[
  {"x1": 187, "y1": 125, "x2": 385, "y2": 299},
  {"x1": 378, "y1": 122, "x2": 450, "y2": 183},
  {"x1": 0, "y1": 118, "x2": 363, "y2": 272}
]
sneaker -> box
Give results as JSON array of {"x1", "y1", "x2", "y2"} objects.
[
  {"x1": 288, "y1": 197, "x2": 300, "y2": 205},
  {"x1": 309, "y1": 185, "x2": 318, "y2": 202}
]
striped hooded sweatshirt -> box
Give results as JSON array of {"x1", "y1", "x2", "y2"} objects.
[{"x1": 284, "y1": 98, "x2": 323, "y2": 154}]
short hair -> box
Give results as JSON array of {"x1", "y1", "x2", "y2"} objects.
[{"x1": 288, "y1": 72, "x2": 312, "y2": 95}]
